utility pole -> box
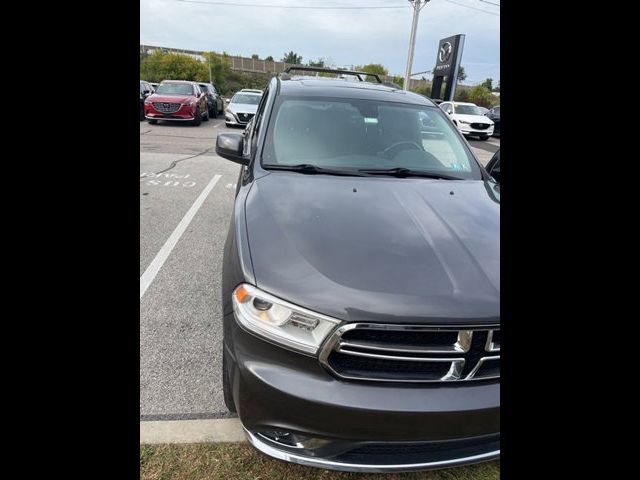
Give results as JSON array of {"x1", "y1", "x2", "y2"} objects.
[
  {"x1": 403, "y1": 0, "x2": 430, "y2": 91},
  {"x1": 208, "y1": 54, "x2": 213, "y2": 84}
]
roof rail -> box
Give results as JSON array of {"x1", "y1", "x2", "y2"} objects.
[{"x1": 283, "y1": 66, "x2": 382, "y2": 83}]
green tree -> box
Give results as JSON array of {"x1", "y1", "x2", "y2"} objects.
[
  {"x1": 468, "y1": 85, "x2": 499, "y2": 108},
  {"x1": 265, "y1": 55, "x2": 274, "y2": 62},
  {"x1": 454, "y1": 88, "x2": 471, "y2": 102},
  {"x1": 201, "y1": 51, "x2": 235, "y2": 92},
  {"x1": 481, "y1": 78, "x2": 493, "y2": 91},
  {"x1": 307, "y1": 58, "x2": 325, "y2": 68},
  {"x1": 140, "y1": 50, "x2": 208, "y2": 83},
  {"x1": 457, "y1": 66, "x2": 467, "y2": 83},
  {"x1": 493, "y1": 80, "x2": 500, "y2": 92},
  {"x1": 282, "y1": 51, "x2": 302, "y2": 64},
  {"x1": 392, "y1": 75, "x2": 404, "y2": 88},
  {"x1": 354, "y1": 63, "x2": 388, "y2": 76},
  {"x1": 251, "y1": 53, "x2": 259, "y2": 60}
]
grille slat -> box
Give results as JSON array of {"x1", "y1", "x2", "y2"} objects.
[
  {"x1": 152, "y1": 102, "x2": 181, "y2": 114},
  {"x1": 320, "y1": 324, "x2": 499, "y2": 383},
  {"x1": 236, "y1": 112, "x2": 254, "y2": 123}
]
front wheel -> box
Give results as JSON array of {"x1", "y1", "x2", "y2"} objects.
[
  {"x1": 192, "y1": 108, "x2": 202, "y2": 126},
  {"x1": 147, "y1": 118, "x2": 157, "y2": 125}
]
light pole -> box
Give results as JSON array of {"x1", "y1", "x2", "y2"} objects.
[{"x1": 403, "y1": 0, "x2": 430, "y2": 91}]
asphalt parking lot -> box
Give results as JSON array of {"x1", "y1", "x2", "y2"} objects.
[{"x1": 139, "y1": 117, "x2": 500, "y2": 421}]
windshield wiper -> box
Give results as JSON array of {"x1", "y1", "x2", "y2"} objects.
[
  {"x1": 263, "y1": 164, "x2": 366, "y2": 177},
  {"x1": 357, "y1": 167, "x2": 461, "y2": 180}
]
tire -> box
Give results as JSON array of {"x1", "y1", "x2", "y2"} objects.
[
  {"x1": 479, "y1": 135, "x2": 489, "y2": 141},
  {"x1": 203, "y1": 108, "x2": 209, "y2": 122},
  {"x1": 140, "y1": 103, "x2": 145, "y2": 121},
  {"x1": 192, "y1": 108, "x2": 202, "y2": 126},
  {"x1": 218, "y1": 101, "x2": 224, "y2": 115},
  {"x1": 222, "y1": 348, "x2": 237, "y2": 413},
  {"x1": 226, "y1": 122, "x2": 232, "y2": 128},
  {"x1": 209, "y1": 105, "x2": 217, "y2": 119},
  {"x1": 147, "y1": 119, "x2": 157, "y2": 125}
]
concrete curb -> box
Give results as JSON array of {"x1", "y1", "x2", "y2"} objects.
[{"x1": 140, "y1": 418, "x2": 246, "y2": 444}]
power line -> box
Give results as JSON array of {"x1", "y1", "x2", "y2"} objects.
[
  {"x1": 444, "y1": 0, "x2": 500, "y2": 16},
  {"x1": 174, "y1": 0, "x2": 409, "y2": 9},
  {"x1": 478, "y1": 0, "x2": 500, "y2": 6}
]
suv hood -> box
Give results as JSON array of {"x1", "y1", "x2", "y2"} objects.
[
  {"x1": 245, "y1": 173, "x2": 500, "y2": 325},
  {"x1": 454, "y1": 114, "x2": 494, "y2": 125},
  {"x1": 227, "y1": 103, "x2": 258, "y2": 115},
  {"x1": 147, "y1": 93, "x2": 193, "y2": 103}
]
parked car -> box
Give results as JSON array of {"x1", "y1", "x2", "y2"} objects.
[
  {"x1": 150, "y1": 82, "x2": 159, "y2": 90},
  {"x1": 478, "y1": 106, "x2": 489, "y2": 115},
  {"x1": 144, "y1": 80, "x2": 209, "y2": 126},
  {"x1": 198, "y1": 83, "x2": 224, "y2": 118},
  {"x1": 140, "y1": 80, "x2": 154, "y2": 120},
  {"x1": 217, "y1": 69, "x2": 500, "y2": 472},
  {"x1": 224, "y1": 90, "x2": 262, "y2": 127},
  {"x1": 486, "y1": 149, "x2": 500, "y2": 183},
  {"x1": 439, "y1": 101, "x2": 494, "y2": 140},
  {"x1": 485, "y1": 106, "x2": 500, "y2": 137}
]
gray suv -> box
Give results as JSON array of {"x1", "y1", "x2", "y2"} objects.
[{"x1": 216, "y1": 67, "x2": 500, "y2": 473}]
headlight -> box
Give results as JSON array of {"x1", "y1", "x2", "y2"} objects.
[
  {"x1": 181, "y1": 100, "x2": 195, "y2": 106},
  {"x1": 458, "y1": 120, "x2": 470, "y2": 125},
  {"x1": 232, "y1": 284, "x2": 340, "y2": 355}
]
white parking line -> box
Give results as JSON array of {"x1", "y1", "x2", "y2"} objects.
[
  {"x1": 140, "y1": 418, "x2": 245, "y2": 444},
  {"x1": 140, "y1": 173, "x2": 222, "y2": 299}
]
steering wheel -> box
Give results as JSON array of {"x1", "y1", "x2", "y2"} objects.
[{"x1": 380, "y1": 141, "x2": 423, "y2": 159}]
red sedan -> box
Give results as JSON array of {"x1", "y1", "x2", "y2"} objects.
[{"x1": 144, "y1": 80, "x2": 209, "y2": 126}]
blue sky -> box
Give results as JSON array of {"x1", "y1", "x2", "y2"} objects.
[{"x1": 140, "y1": 0, "x2": 499, "y2": 85}]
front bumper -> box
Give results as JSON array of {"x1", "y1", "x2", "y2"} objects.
[
  {"x1": 460, "y1": 125, "x2": 494, "y2": 136},
  {"x1": 225, "y1": 112, "x2": 253, "y2": 126},
  {"x1": 225, "y1": 315, "x2": 500, "y2": 472},
  {"x1": 145, "y1": 104, "x2": 197, "y2": 121}
]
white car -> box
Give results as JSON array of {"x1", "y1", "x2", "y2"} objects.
[{"x1": 439, "y1": 101, "x2": 494, "y2": 140}]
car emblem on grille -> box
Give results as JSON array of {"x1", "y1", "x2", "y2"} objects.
[{"x1": 163, "y1": 103, "x2": 169, "y2": 108}]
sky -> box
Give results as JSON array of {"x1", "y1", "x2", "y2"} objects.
[{"x1": 140, "y1": 0, "x2": 499, "y2": 85}]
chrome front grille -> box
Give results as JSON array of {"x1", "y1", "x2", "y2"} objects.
[
  {"x1": 319, "y1": 323, "x2": 500, "y2": 383},
  {"x1": 470, "y1": 123, "x2": 490, "y2": 130},
  {"x1": 152, "y1": 102, "x2": 180, "y2": 113}
]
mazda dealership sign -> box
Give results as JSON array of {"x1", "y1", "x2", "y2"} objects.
[{"x1": 432, "y1": 34, "x2": 465, "y2": 101}]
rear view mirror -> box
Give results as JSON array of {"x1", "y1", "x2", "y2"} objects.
[{"x1": 216, "y1": 133, "x2": 249, "y2": 165}]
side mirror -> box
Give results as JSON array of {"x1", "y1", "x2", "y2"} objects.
[
  {"x1": 216, "y1": 133, "x2": 249, "y2": 165},
  {"x1": 485, "y1": 152, "x2": 500, "y2": 184}
]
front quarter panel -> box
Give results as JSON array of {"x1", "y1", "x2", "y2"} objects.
[{"x1": 222, "y1": 176, "x2": 256, "y2": 316}]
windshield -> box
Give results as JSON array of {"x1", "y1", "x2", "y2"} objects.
[
  {"x1": 156, "y1": 83, "x2": 194, "y2": 95},
  {"x1": 454, "y1": 104, "x2": 483, "y2": 116},
  {"x1": 261, "y1": 97, "x2": 481, "y2": 180},
  {"x1": 231, "y1": 93, "x2": 261, "y2": 105}
]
